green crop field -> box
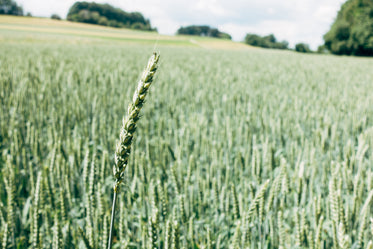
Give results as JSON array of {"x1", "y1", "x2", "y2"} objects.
[{"x1": 1, "y1": 16, "x2": 373, "y2": 249}]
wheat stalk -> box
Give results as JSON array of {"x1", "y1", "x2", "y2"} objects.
[{"x1": 107, "y1": 52, "x2": 160, "y2": 249}]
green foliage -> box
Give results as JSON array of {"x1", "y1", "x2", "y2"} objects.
[
  {"x1": 295, "y1": 43, "x2": 312, "y2": 53},
  {"x1": 177, "y1": 25, "x2": 232, "y2": 40},
  {"x1": 67, "y1": 1, "x2": 156, "y2": 31},
  {"x1": 51, "y1": 14, "x2": 61, "y2": 20},
  {"x1": 324, "y1": 0, "x2": 373, "y2": 56},
  {"x1": 244, "y1": 33, "x2": 289, "y2": 49},
  {"x1": 317, "y1": 45, "x2": 329, "y2": 54},
  {"x1": 0, "y1": 0, "x2": 23, "y2": 16},
  {"x1": 1, "y1": 38, "x2": 373, "y2": 248}
]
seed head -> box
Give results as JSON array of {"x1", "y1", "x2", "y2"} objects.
[{"x1": 113, "y1": 53, "x2": 160, "y2": 191}]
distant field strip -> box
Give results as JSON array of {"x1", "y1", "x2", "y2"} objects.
[{"x1": 0, "y1": 16, "x2": 251, "y2": 49}]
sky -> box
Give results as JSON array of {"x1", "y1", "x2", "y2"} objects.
[{"x1": 17, "y1": 0, "x2": 346, "y2": 50}]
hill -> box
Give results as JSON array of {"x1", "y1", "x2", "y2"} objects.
[{"x1": 0, "y1": 15, "x2": 251, "y2": 50}]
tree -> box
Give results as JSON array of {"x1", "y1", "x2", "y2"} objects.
[
  {"x1": 264, "y1": 34, "x2": 276, "y2": 44},
  {"x1": 176, "y1": 25, "x2": 232, "y2": 40},
  {"x1": 51, "y1": 14, "x2": 61, "y2": 20},
  {"x1": 244, "y1": 34, "x2": 266, "y2": 47},
  {"x1": 98, "y1": 16, "x2": 108, "y2": 26},
  {"x1": 295, "y1": 43, "x2": 312, "y2": 53},
  {"x1": 67, "y1": 1, "x2": 156, "y2": 31},
  {"x1": 0, "y1": 0, "x2": 23, "y2": 16},
  {"x1": 317, "y1": 45, "x2": 329, "y2": 54},
  {"x1": 244, "y1": 33, "x2": 289, "y2": 50},
  {"x1": 218, "y1": 32, "x2": 232, "y2": 40},
  {"x1": 277, "y1": 41, "x2": 289, "y2": 49},
  {"x1": 323, "y1": 0, "x2": 373, "y2": 56}
]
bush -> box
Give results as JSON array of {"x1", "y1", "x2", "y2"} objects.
[
  {"x1": 51, "y1": 14, "x2": 61, "y2": 20},
  {"x1": 295, "y1": 43, "x2": 312, "y2": 53},
  {"x1": 177, "y1": 25, "x2": 232, "y2": 40},
  {"x1": 244, "y1": 33, "x2": 289, "y2": 50},
  {"x1": 131, "y1": 22, "x2": 145, "y2": 30},
  {"x1": 317, "y1": 45, "x2": 329, "y2": 54},
  {"x1": 98, "y1": 16, "x2": 108, "y2": 26}
]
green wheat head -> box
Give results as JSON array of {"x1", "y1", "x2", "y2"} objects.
[{"x1": 113, "y1": 52, "x2": 160, "y2": 191}]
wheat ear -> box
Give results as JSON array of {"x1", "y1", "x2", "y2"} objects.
[{"x1": 107, "y1": 52, "x2": 160, "y2": 249}]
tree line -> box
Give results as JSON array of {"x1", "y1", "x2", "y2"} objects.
[
  {"x1": 244, "y1": 34, "x2": 314, "y2": 53},
  {"x1": 2, "y1": 0, "x2": 372, "y2": 56},
  {"x1": 177, "y1": 0, "x2": 373, "y2": 56},
  {"x1": 67, "y1": 2, "x2": 156, "y2": 31},
  {"x1": 0, "y1": 0, "x2": 23, "y2": 16},
  {"x1": 177, "y1": 25, "x2": 231, "y2": 40},
  {"x1": 244, "y1": 34, "x2": 289, "y2": 50}
]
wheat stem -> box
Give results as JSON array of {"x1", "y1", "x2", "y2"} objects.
[{"x1": 107, "y1": 190, "x2": 118, "y2": 249}]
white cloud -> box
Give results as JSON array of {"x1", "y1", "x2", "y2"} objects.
[
  {"x1": 195, "y1": 0, "x2": 232, "y2": 17},
  {"x1": 17, "y1": 0, "x2": 76, "y2": 17},
  {"x1": 16, "y1": 0, "x2": 346, "y2": 50},
  {"x1": 152, "y1": 17, "x2": 180, "y2": 35}
]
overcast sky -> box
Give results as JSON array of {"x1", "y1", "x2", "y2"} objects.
[{"x1": 17, "y1": 0, "x2": 346, "y2": 49}]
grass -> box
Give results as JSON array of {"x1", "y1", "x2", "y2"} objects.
[{"x1": 0, "y1": 16, "x2": 373, "y2": 249}]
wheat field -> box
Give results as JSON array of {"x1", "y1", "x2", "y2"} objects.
[{"x1": 1, "y1": 18, "x2": 373, "y2": 249}]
